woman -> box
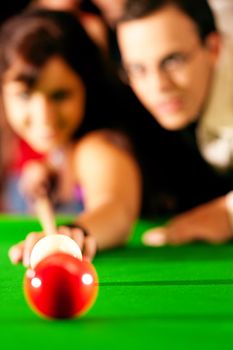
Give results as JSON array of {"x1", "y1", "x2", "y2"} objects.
[{"x1": 0, "y1": 9, "x2": 141, "y2": 264}]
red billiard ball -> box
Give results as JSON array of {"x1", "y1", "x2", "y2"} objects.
[{"x1": 23, "y1": 253, "x2": 99, "y2": 319}]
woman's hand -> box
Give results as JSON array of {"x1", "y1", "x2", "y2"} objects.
[
  {"x1": 19, "y1": 160, "x2": 53, "y2": 200},
  {"x1": 8, "y1": 225, "x2": 97, "y2": 267}
]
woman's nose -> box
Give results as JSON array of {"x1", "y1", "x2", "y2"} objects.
[{"x1": 29, "y1": 94, "x2": 56, "y2": 126}]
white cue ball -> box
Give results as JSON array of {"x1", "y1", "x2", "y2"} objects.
[{"x1": 30, "y1": 234, "x2": 82, "y2": 269}]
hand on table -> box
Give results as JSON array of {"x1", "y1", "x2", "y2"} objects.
[
  {"x1": 142, "y1": 196, "x2": 232, "y2": 246},
  {"x1": 8, "y1": 225, "x2": 97, "y2": 267}
]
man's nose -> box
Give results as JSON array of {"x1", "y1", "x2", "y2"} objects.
[{"x1": 146, "y1": 67, "x2": 174, "y2": 92}]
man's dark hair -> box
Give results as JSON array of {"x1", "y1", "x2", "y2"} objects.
[{"x1": 118, "y1": 0, "x2": 217, "y2": 41}]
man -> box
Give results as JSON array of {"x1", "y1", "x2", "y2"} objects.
[{"x1": 116, "y1": 0, "x2": 233, "y2": 246}]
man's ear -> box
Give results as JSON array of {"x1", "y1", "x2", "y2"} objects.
[{"x1": 205, "y1": 32, "x2": 222, "y2": 62}]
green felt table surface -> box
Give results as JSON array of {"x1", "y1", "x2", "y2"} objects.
[{"x1": 1, "y1": 214, "x2": 233, "y2": 349}]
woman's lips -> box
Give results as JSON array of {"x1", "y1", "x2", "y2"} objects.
[
  {"x1": 38, "y1": 130, "x2": 58, "y2": 141},
  {"x1": 154, "y1": 98, "x2": 183, "y2": 114}
]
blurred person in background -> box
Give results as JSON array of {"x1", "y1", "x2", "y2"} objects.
[
  {"x1": 30, "y1": 0, "x2": 108, "y2": 53},
  {"x1": 208, "y1": 0, "x2": 233, "y2": 38}
]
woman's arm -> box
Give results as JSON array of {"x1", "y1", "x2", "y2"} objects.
[
  {"x1": 73, "y1": 130, "x2": 142, "y2": 250},
  {"x1": 8, "y1": 130, "x2": 142, "y2": 264}
]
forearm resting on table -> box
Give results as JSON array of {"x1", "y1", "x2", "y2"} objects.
[{"x1": 143, "y1": 194, "x2": 233, "y2": 246}]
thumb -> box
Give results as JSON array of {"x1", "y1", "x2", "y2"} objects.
[{"x1": 142, "y1": 227, "x2": 168, "y2": 246}]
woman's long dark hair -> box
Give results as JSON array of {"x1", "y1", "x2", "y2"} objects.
[{"x1": 0, "y1": 8, "x2": 120, "y2": 138}]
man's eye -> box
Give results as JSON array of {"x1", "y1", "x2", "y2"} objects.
[
  {"x1": 125, "y1": 65, "x2": 147, "y2": 78},
  {"x1": 51, "y1": 90, "x2": 70, "y2": 101},
  {"x1": 163, "y1": 54, "x2": 187, "y2": 70}
]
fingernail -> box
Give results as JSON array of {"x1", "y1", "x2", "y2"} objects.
[{"x1": 142, "y1": 231, "x2": 166, "y2": 246}]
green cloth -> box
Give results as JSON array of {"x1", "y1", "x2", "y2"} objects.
[{"x1": 0, "y1": 215, "x2": 233, "y2": 349}]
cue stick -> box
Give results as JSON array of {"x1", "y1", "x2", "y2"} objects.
[{"x1": 34, "y1": 195, "x2": 57, "y2": 236}]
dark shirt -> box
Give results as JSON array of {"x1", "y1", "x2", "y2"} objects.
[{"x1": 135, "y1": 120, "x2": 233, "y2": 219}]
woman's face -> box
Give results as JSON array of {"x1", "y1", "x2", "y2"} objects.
[{"x1": 2, "y1": 56, "x2": 86, "y2": 153}]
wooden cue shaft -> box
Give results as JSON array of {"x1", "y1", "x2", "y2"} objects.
[{"x1": 34, "y1": 196, "x2": 57, "y2": 235}]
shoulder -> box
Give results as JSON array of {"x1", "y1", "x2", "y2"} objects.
[
  {"x1": 71, "y1": 130, "x2": 140, "y2": 192},
  {"x1": 72, "y1": 130, "x2": 134, "y2": 178},
  {"x1": 74, "y1": 129, "x2": 133, "y2": 157}
]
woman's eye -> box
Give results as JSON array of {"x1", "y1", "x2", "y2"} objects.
[{"x1": 51, "y1": 90, "x2": 70, "y2": 101}]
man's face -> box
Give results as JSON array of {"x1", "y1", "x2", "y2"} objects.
[{"x1": 117, "y1": 5, "x2": 220, "y2": 130}]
